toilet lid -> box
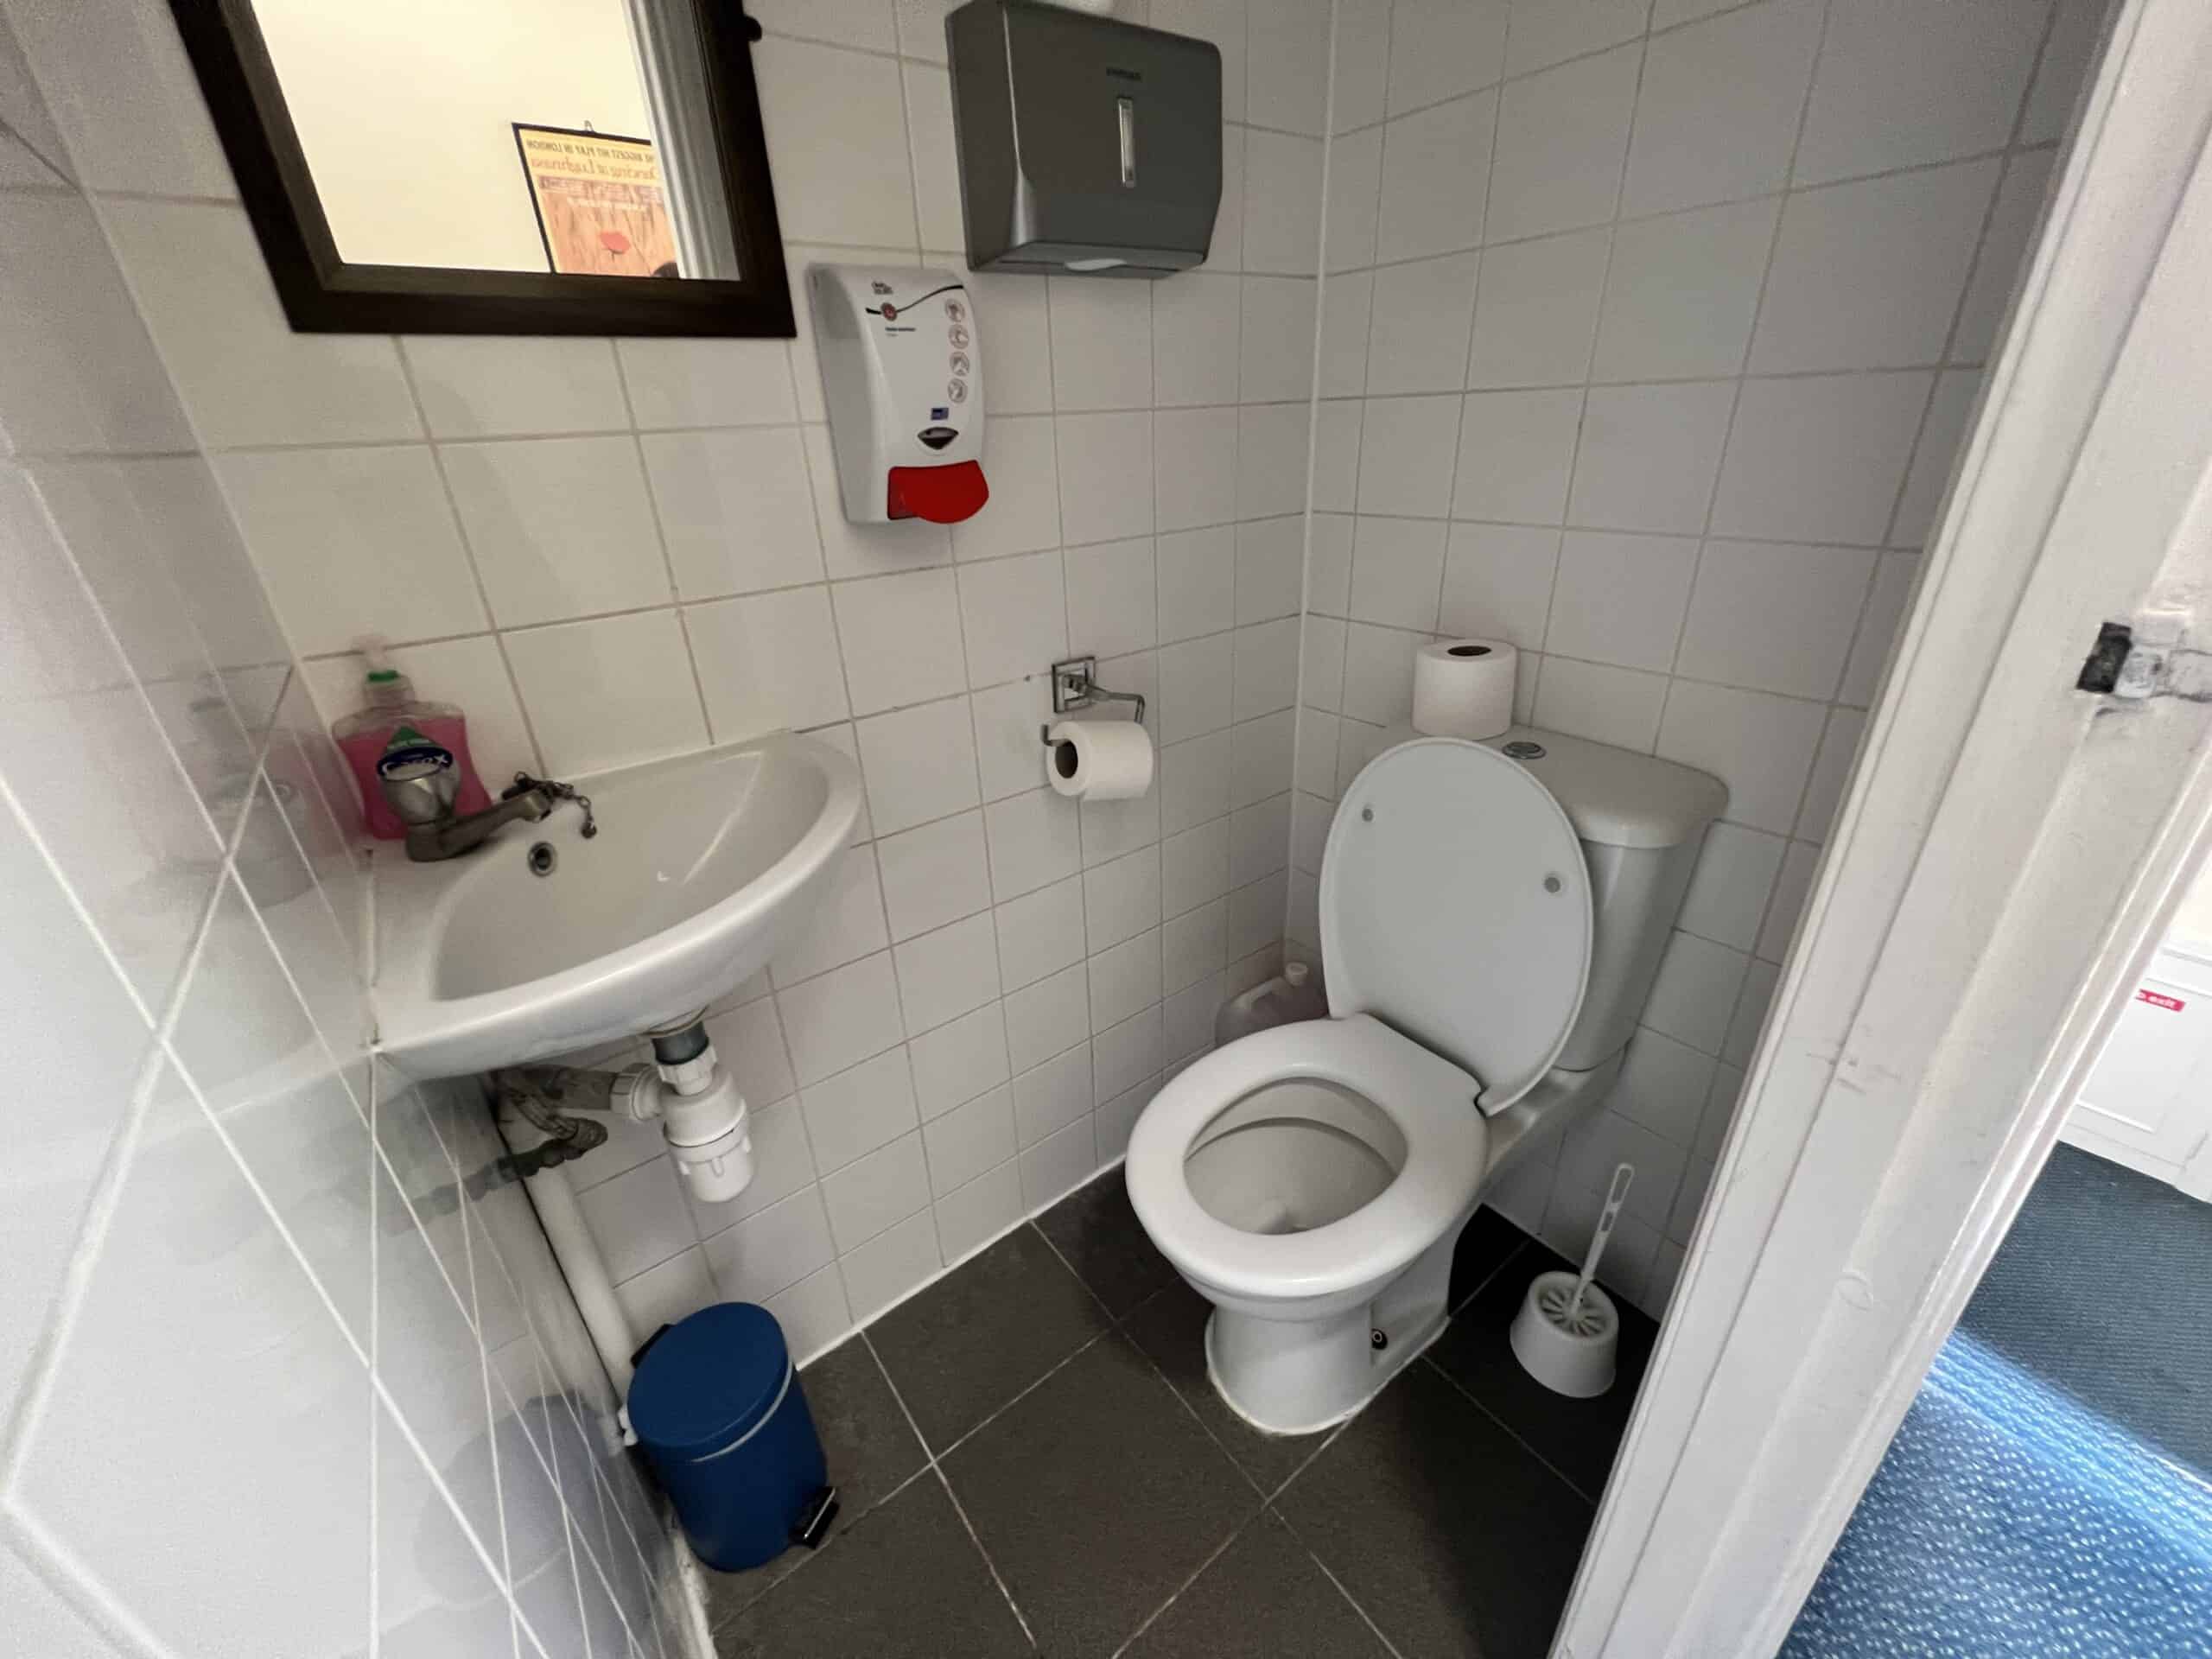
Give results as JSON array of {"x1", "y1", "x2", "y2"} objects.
[{"x1": 1319, "y1": 737, "x2": 1592, "y2": 1110}]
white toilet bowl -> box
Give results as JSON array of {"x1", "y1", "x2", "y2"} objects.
[{"x1": 1124, "y1": 728, "x2": 1725, "y2": 1435}]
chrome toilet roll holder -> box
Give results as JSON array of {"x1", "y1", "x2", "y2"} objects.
[{"x1": 1039, "y1": 655, "x2": 1146, "y2": 742}]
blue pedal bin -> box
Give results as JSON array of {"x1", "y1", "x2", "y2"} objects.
[{"x1": 626, "y1": 1303, "x2": 837, "y2": 1571}]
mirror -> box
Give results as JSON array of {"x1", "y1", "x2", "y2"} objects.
[{"x1": 168, "y1": 0, "x2": 792, "y2": 336}]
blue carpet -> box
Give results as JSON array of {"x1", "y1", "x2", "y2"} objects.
[{"x1": 1783, "y1": 1148, "x2": 2212, "y2": 1657}]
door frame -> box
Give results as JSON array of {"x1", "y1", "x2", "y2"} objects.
[{"x1": 1558, "y1": 0, "x2": 2212, "y2": 1651}]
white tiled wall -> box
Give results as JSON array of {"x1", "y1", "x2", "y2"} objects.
[
  {"x1": 1295, "y1": 0, "x2": 2101, "y2": 1313},
  {"x1": 0, "y1": 7, "x2": 672, "y2": 1656},
  {"x1": 6, "y1": 0, "x2": 1326, "y2": 1365}
]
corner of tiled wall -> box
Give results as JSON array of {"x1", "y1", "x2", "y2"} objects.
[
  {"x1": 0, "y1": 1, "x2": 678, "y2": 1653},
  {"x1": 1295, "y1": 0, "x2": 2105, "y2": 1316}
]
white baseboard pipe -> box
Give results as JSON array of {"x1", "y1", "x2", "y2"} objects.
[{"x1": 499, "y1": 1104, "x2": 639, "y2": 1398}]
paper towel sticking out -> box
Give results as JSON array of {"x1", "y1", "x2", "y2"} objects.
[
  {"x1": 1045, "y1": 717, "x2": 1154, "y2": 800},
  {"x1": 1412, "y1": 639, "x2": 1516, "y2": 740}
]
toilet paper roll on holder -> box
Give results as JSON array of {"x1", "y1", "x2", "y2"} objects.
[{"x1": 1039, "y1": 655, "x2": 1145, "y2": 741}]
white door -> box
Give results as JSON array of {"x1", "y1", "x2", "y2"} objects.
[
  {"x1": 1556, "y1": 0, "x2": 2212, "y2": 1651},
  {"x1": 2063, "y1": 927, "x2": 2212, "y2": 1194}
]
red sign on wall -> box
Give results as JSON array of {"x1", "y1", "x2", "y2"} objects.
[{"x1": 2136, "y1": 988, "x2": 2186, "y2": 1012}]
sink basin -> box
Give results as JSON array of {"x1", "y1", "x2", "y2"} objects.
[{"x1": 372, "y1": 733, "x2": 861, "y2": 1079}]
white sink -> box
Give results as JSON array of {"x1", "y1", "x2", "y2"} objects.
[{"x1": 372, "y1": 733, "x2": 861, "y2": 1080}]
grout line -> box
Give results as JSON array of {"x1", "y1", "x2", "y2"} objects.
[
  {"x1": 1287, "y1": 1522, "x2": 1412, "y2": 1659},
  {"x1": 1419, "y1": 1352, "x2": 1606, "y2": 1507},
  {"x1": 1106, "y1": 1505, "x2": 1267, "y2": 1659},
  {"x1": 857, "y1": 1332, "x2": 1039, "y2": 1650}
]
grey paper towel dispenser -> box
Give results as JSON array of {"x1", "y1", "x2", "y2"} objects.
[{"x1": 946, "y1": 2, "x2": 1222, "y2": 278}]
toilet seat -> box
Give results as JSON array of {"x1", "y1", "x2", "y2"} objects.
[{"x1": 1126, "y1": 1014, "x2": 1488, "y2": 1305}]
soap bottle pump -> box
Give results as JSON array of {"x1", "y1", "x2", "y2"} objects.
[{"x1": 332, "y1": 639, "x2": 491, "y2": 840}]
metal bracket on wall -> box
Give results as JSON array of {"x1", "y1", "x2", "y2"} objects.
[{"x1": 1040, "y1": 654, "x2": 1146, "y2": 742}]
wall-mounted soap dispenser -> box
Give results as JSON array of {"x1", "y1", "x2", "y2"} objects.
[
  {"x1": 810, "y1": 264, "x2": 989, "y2": 524},
  {"x1": 946, "y1": 1, "x2": 1222, "y2": 276}
]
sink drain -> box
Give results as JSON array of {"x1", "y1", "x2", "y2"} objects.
[{"x1": 527, "y1": 842, "x2": 557, "y2": 877}]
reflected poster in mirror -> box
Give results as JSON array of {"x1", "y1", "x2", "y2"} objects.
[
  {"x1": 512, "y1": 125, "x2": 679, "y2": 278},
  {"x1": 167, "y1": 0, "x2": 791, "y2": 336}
]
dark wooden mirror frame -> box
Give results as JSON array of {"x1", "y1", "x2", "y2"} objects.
[{"x1": 166, "y1": 0, "x2": 795, "y2": 337}]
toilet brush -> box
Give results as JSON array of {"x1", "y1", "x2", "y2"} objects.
[{"x1": 1510, "y1": 1163, "x2": 1634, "y2": 1398}]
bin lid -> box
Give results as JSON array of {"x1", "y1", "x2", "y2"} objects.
[{"x1": 627, "y1": 1302, "x2": 791, "y2": 1459}]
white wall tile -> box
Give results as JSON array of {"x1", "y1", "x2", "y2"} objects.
[
  {"x1": 1015, "y1": 1044, "x2": 1096, "y2": 1147},
  {"x1": 971, "y1": 677, "x2": 1053, "y2": 801},
  {"x1": 1159, "y1": 639, "x2": 1234, "y2": 744},
  {"x1": 1506, "y1": 0, "x2": 1648, "y2": 78},
  {"x1": 1796, "y1": 704, "x2": 1870, "y2": 842},
  {"x1": 1624, "y1": 0, "x2": 1824, "y2": 216},
  {"x1": 502, "y1": 610, "x2": 707, "y2": 775},
  {"x1": 1792, "y1": 0, "x2": 2049, "y2": 187},
  {"x1": 1050, "y1": 276, "x2": 1154, "y2": 411},
  {"x1": 1530, "y1": 655, "x2": 1668, "y2": 751},
  {"x1": 1243, "y1": 130, "x2": 1325, "y2": 273},
  {"x1": 1350, "y1": 517, "x2": 1448, "y2": 632},
  {"x1": 1467, "y1": 229, "x2": 1611, "y2": 390},
  {"x1": 754, "y1": 37, "x2": 917, "y2": 246},
  {"x1": 1656, "y1": 679, "x2": 1827, "y2": 834},
  {"x1": 101, "y1": 201, "x2": 423, "y2": 448},
  {"x1": 2022, "y1": 0, "x2": 2107, "y2": 147},
  {"x1": 705, "y1": 1187, "x2": 837, "y2": 1303},
  {"x1": 1567, "y1": 381, "x2": 1736, "y2": 534},
  {"x1": 1366, "y1": 255, "x2": 1478, "y2": 396},
  {"x1": 1546, "y1": 531, "x2": 1699, "y2": 674},
  {"x1": 1319, "y1": 270, "x2": 1376, "y2": 397},
  {"x1": 995, "y1": 874, "x2": 1089, "y2": 991},
  {"x1": 577, "y1": 1158, "x2": 696, "y2": 1285},
  {"x1": 1017, "y1": 1113, "x2": 1097, "y2": 1211},
  {"x1": 925, "y1": 1086, "x2": 1019, "y2": 1196},
  {"x1": 908, "y1": 1001, "x2": 1011, "y2": 1119},
  {"x1": 985, "y1": 787, "x2": 1083, "y2": 899},
  {"x1": 1154, "y1": 407, "x2": 1241, "y2": 532},
  {"x1": 1065, "y1": 537, "x2": 1159, "y2": 657},
  {"x1": 822, "y1": 1132, "x2": 932, "y2": 1252},
  {"x1": 1248, "y1": 0, "x2": 1331, "y2": 134},
  {"x1": 831, "y1": 568, "x2": 968, "y2": 715},
  {"x1": 1331, "y1": 0, "x2": 1391, "y2": 131},
  {"x1": 1677, "y1": 821, "x2": 1786, "y2": 953},
  {"x1": 904, "y1": 61, "x2": 963, "y2": 252},
  {"x1": 441, "y1": 437, "x2": 667, "y2": 627},
  {"x1": 1006, "y1": 964, "x2": 1093, "y2": 1075},
  {"x1": 1709, "y1": 372, "x2": 1932, "y2": 545},
  {"x1": 1058, "y1": 412, "x2": 1156, "y2": 545},
  {"x1": 1750, "y1": 162, "x2": 2001, "y2": 375},
  {"x1": 1839, "y1": 553, "x2": 1918, "y2": 708},
  {"x1": 877, "y1": 810, "x2": 993, "y2": 941},
  {"x1": 780, "y1": 955, "x2": 907, "y2": 1088},
  {"x1": 1085, "y1": 845, "x2": 1163, "y2": 953},
  {"x1": 1611, "y1": 1027, "x2": 1720, "y2": 1148},
  {"x1": 404, "y1": 338, "x2": 626, "y2": 438},
  {"x1": 1376, "y1": 93, "x2": 1494, "y2": 264},
  {"x1": 1758, "y1": 837, "x2": 1820, "y2": 963},
  {"x1": 1387, "y1": 0, "x2": 1508, "y2": 116},
  {"x1": 1676, "y1": 540, "x2": 1876, "y2": 700},
  {"x1": 1158, "y1": 526, "x2": 1239, "y2": 644},
  {"x1": 1452, "y1": 390, "x2": 1582, "y2": 524},
  {"x1": 688, "y1": 584, "x2": 851, "y2": 741},
  {"x1": 1090, "y1": 928, "x2": 1163, "y2": 1030},
  {"x1": 217, "y1": 447, "x2": 483, "y2": 656},
  {"x1": 1592, "y1": 199, "x2": 1779, "y2": 383},
  {"x1": 645, "y1": 427, "x2": 824, "y2": 599},
  {"x1": 772, "y1": 845, "x2": 888, "y2": 987},
  {"x1": 956, "y1": 414, "x2": 1063, "y2": 562},
  {"x1": 1241, "y1": 276, "x2": 1321, "y2": 404},
  {"x1": 616, "y1": 336, "x2": 797, "y2": 429},
  {"x1": 1440, "y1": 523, "x2": 1560, "y2": 648},
  {"x1": 1237, "y1": 517, "x2": 1306, "y2": 625},
  {"x1": 1892, "y1": 370, "x2": 1984, "y2": 548},
  {"x1": 1486, "y1": 44, "x2": 1641, "y2": 243},
  {"x1": 1153, "y1": 272, "x2": 1244, "y2": 406},
  {"x1": 1238, "y1": 403, "x2": 1312, "y2": 518},
  {"x1": 1357, "y1": 396, "x2": 1462, "y2": 518},
  {"x1": 858, "y1": 696, "x2": 982, "y2": 835},
  {"x1": 1325, "y1": 124, "x2": 1385, "y2": 272},
  {"x1": 1641, "y1": 928, "x2": 1751, "y2": 1055}
]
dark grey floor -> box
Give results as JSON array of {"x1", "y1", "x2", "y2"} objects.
[{"x1": 705, "y1": 1171, "x2": 1658, "y2": 1658}]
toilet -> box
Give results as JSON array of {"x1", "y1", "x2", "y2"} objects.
[{"x1": 1126, "y1": 727, "x2": 1726, "y2": 1434}]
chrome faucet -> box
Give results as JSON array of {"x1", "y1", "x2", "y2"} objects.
[{"x1": 378, "y1": 742, "x2": 597, "y2": 862}]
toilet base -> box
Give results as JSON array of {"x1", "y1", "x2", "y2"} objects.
[{"x1": 1198, "y1": 1220, "x2": 1464, "y2": 1437}]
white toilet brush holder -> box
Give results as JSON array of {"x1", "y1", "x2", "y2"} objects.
[{"x1": 1510, "y1": 1163, "x2": 1634, "y2": 1399}]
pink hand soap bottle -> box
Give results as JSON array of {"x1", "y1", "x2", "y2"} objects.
[{"x1": 333, "y1": 641, "x2": 491, "y2": 839}]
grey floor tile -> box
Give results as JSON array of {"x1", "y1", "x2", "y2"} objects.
[
  {"x1": 1121, "y1": 1280, "x2": 1332, "y2": 1494},
  {"x1": 1035, "y1": 1169, "x2": 1179, "y2": 1316},
  {"x1": 1123, "y1": 1511, "x2": 1393, "y2": 1658},
  {"x1": 867, "y1": 1225, "x2": 1112, "y2": 1452},
  {"x1": 1428, "y1": 1241, "x2": 1658, "y2": 1500},
  {"x1": 713, "y1": 1473, "x2": 1032, "y2": 1658},
  {"x1": 943, "y1": 1334, "x2": 1258, "y2": 1658},
  {"x1": 1275, "y1": 1362, "x2": 1592, "y2": 1659},
  {"x1": 696, "y1": 1333, "x2": 931, "y2": 1616},
  {"x1": 1448, "y1": 1204, "x2": 1530, "y2": 1312}
]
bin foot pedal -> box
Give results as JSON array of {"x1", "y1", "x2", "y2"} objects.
[{"x1": 791, "y1": 1486, "x2": 838, "y2": 1550}]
